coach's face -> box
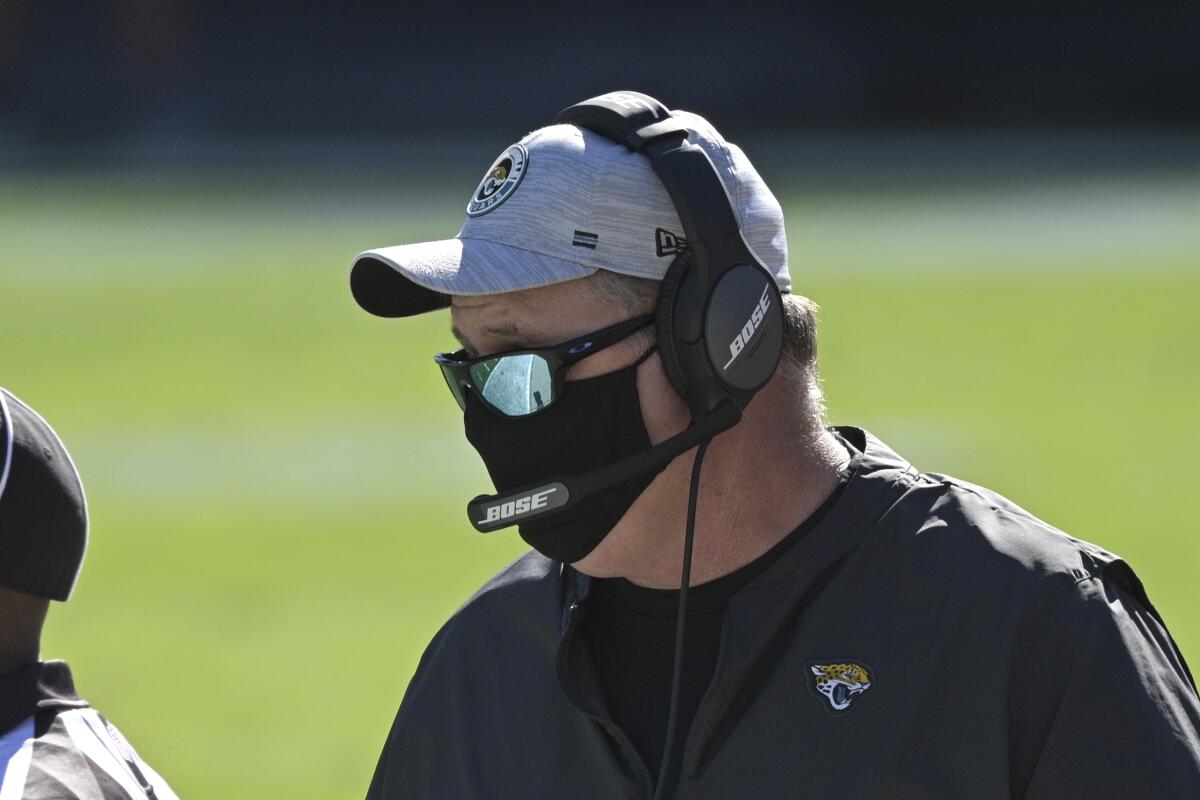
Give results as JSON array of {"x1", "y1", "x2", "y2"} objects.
[{"x1": 450, "y1": 278, "x2": 693, "y2": 569}]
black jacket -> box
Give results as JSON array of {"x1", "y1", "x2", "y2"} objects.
[{"x1": 367, "y1": 427, "x2": 1200, "y2": 799}]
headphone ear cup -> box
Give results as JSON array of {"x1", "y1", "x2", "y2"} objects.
[
  {"x1": 654, "y1": 250, "x2": 694, "y2": 401},
  {"x1": 704, "y1": 264, "x2": 784, "y2": 394}
]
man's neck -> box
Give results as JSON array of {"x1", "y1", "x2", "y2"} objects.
[
  {"x1": 576, "y1": 379, "x2": 851, "y2": 588},
  {"x1": 0, "y1": 588, "x2": 49, "y2": 676},
  {"x1": 0, "y1": 647, "x2": 39, "y2": 678}
]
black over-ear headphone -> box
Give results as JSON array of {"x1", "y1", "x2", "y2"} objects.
[
  {"x1": 468, "y1": 91, "x2": 785, "y2": 533},
  {"x1": 554, "y1": 90, "x2": 785, "y2": 422}
]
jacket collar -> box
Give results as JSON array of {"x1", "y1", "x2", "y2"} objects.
[
  {"x1": 737, "y1": 425, "x2": 917, "y2": 595},
  {"x1": 0, "y1": 659, "x2": 89, "y2": 735}
]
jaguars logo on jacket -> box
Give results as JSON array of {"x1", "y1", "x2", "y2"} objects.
[{"x1": 807, "y1": 661, "x2": 873, "y2": 714}]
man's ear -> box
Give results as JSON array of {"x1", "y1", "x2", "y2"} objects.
[{"x1": 636, "y1": 352, "x2": 692, "y2": 447}]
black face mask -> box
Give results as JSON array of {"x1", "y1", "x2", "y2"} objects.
[{"x1": 464, "y1": 354, "x2": 656, "y2": 563}]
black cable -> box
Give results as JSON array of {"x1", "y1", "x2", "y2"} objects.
[{"x1": 652, "y1": 437, "x2": 710, "y2": 800}]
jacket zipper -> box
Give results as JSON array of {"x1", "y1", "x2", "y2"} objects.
[{"x1": 556, "y1": 599, "x2": 657, "y2": 799}]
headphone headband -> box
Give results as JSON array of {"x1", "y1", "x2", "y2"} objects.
[
  {"x1": 554, "y1": 91, "x2": 679, "y2": 151},
  {"x1": 555, "y1": 91, "x2": 784, "y2": 420}
]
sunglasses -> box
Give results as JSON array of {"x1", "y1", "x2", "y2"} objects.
[{"x1": 435, "y1": 314, "x2": 654, "y2": 418}]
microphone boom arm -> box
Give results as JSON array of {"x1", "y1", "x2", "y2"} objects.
[{"x1": 467, "y1": 400, "x2": 742, "y2": 534}]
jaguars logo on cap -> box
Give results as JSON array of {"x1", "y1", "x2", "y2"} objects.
[
  {"x1": 808, "y1": 660, "x2": 873, "y2": 714},
  {"x1": 467, "y1": 144, "x2": 528, "y2": 217}
]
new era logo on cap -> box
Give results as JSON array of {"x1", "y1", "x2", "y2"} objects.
[
  {"x1": 655, "y1": 228, "x2": 686, "y2": 258},
  {"x1": 349, "y1": 98, "x2": 791, "y2": 319}
]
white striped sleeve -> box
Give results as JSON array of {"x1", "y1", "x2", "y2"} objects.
[{"x1": 0, "y1": 738, "x2": 34, "y2": 800}]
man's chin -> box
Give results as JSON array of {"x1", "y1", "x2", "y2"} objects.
[
  {"x1": 565, "y1": 523, "x2": 634, "y2": 579},
  {"x1": 566, "y1": 548, "x2": 611, "y2": 578},
  {"x1": 567, "y1": 521, "x2": 678, "y2": 588}
]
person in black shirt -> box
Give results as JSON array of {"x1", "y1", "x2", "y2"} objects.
[{"x1": 347, "y1": 94, "x2": 1200, "y2": 798}]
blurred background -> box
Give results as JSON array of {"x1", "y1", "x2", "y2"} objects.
[{"x1": 2, "y1": 2, "x2": 1198, "y2": 797}]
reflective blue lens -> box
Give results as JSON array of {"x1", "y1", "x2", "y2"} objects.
[{"x1": 470, "y1": 354, "x2": 554, "y2": 416}]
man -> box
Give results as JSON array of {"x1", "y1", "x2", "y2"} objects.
[
  {"x1": 0, "y1": 387, "x2": 178, "y2": 799},
  {"x1": 348, "y1": 93, "x2": 1200, "y2": 798}
]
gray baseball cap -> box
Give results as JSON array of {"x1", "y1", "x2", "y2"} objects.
[{"x1": 349, "y1": 106, "x2": 791, "y2": 318}]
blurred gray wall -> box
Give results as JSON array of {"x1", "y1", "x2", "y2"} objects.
[{"x1": 2, "y1": 0, "x2": 1198, "y2": 163}]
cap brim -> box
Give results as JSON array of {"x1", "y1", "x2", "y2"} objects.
[{"x1": 350, "y1": 237, "x2": 598, "y2": 318}]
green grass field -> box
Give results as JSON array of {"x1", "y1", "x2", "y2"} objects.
[{"x1": 2, "y1": 164, "x2": 1198, "y2": 798}]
